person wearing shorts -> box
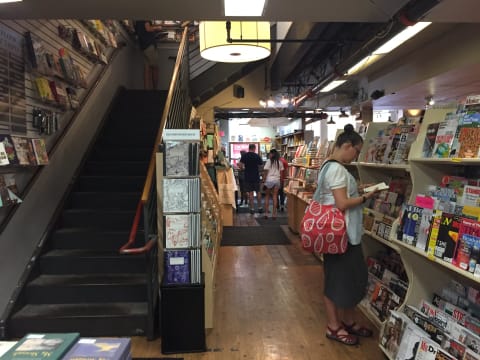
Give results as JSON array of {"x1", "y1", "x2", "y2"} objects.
[
  {"x1": 239, "y1": 144, "x2": 264, "y2": 214},
  {"x1": 262, "y1": 149, "x2": 283, "y2": 219}
]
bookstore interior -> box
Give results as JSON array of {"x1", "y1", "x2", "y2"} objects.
[{"x1": 2, "y1": 6, "x2": 480, "y2": 360}]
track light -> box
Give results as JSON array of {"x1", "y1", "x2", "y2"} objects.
[
  {"x1": 327, "y1": 116, "x2": 336, "y2": 125},
  {"x1": 339, "y1": 109, "x2": 349, "y2": 118},
  {"x1": 425, "y1": 96, "x2": 435, "y2": 106}
]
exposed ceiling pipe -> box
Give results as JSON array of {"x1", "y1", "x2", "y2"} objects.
[{"x1": 291, "y1": 0, "x2": 443, "y2": 107}]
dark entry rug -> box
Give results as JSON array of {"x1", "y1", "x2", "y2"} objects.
[
  {"x1": 256, "y1": 216, "x2": 288, "y2": 226},
  {"x1": 221, "y1": 226, "x2": 290, "y2": 246}
]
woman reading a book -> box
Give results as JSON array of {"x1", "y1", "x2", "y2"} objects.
[{"x1": 315, "y1": 124, "x2": 379, "y2": 346}]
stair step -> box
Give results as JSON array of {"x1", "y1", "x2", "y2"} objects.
[
  {"x1": 82, "y1": 161, "x2": 149, "y2": 176},
  {"x1": 75, "y1": 176, "x2": 145, "y2": 192},
  {"x1": 9, "y1": 302, "x2": 149, "y2": 338},
  {"x1": 39, "y1": 249, "x2": 146, "y2": 274},
  {"x1": 50, "y1": 228, "x2": 144, "y2": 250},
  {"x1": 25, "y1": 274, "x2": 147, "y2": 304},
  {"x1": 89, "y1": 147, "x2": 152, "y2": 162},
  {"x1": 59, "y1": 209, "x2": 139, "y2": 229},
  {"x1": 67, "y1": 192, "x2": 140, "y2": 210}
]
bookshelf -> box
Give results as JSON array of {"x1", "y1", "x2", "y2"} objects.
[
  {"x1": 356, "y1": 107, "x2": 480, "y2": 358},
  {"x1": 274, "y1": 130, "x2": 313, "y2": 161}
]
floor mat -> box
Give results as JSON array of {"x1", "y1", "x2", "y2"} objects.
[
  {"x1": 221, "y1": 226, "x2": 291, "y2": 246},
  {"x1": 256, "y1": 216, "x2": 288, "y2": 226}
]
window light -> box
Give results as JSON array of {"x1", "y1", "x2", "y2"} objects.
[{"x1": 224, "y1": 0, "x2": 266, "y2": 16}]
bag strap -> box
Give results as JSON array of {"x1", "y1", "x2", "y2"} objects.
[{"x1": 313, "y1": 159, "x2": 350, "y2": 202}]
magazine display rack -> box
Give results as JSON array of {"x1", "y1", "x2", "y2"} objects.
[
  {"x1": 356, "y1": 107, "x2": 480, "y2": 358},
  {"x1": 158, "y1": 129, "x2": 206, "y2": 354}
]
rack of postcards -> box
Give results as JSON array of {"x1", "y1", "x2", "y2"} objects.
[
  {"x1": 159, "y1": 129, "x2": 206, "y2": 354},
  {"x1": 161, "y1": 129, "x2": 202, "y2": 285}
]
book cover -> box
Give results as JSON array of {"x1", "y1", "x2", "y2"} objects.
[
  {"x1": 162, "y1": 178, "x2": 200, "y2": 213},
  {"x1": 2, "y1": 333, "x2": 80, "y2": 360},
  {"x1": 433, "y1": 213, "x2": 460, "y2": 263},
  {"x1": 422, "y1": 122, "x2": 441, "y2": 158},
  {"x1": 31, "y1": 138, "x2": 49, "y2": 165},
  {"x1": 395, "y1": 314, "x2": 430, "y2": 360},
  {"x1": 427, "y1": 210, "x2": 444, "y2": 258},
  {"x1": 432, "y1": 119, "x2": 458, "y2": 158},
  {"x1": 164, "y1": 141, "x2": 190, "y2": 176},
  {"x1": 379, "y1": 310, "x2": 406, "y2": 359},
  {"x1": 402, "y1": 205, "x2": 423, "y2": 246},
  {"x1": 164, "y1": 214, "x2": 190, "y2": 248},
  {"x1": 415, "y1": 338, "x2": 455, "y2": 360},
  {"x1": 0, "y1": 134, "x2": 18, "y2": 165},
  {"x1": 416, "y1": 208, "x2": 434, "y2": 252},
  {"x1": 164, "y1": 250, "x2": 190, "y2": 284},
  {"x1": 462, "y1": 185, "x2": 480, "y2": 208},
  {"x1": 458, "y1": 124, "x2": 480, "y2": 158},
  {"x1": 62, "y1": 337, "x2": 131, "y2": 360},
  {"x1": 11, "y1": 136, "x2": 37, "y2": 166},
  {"x1": 393, "y1": 124, "x2": 417, "y2": 164}
]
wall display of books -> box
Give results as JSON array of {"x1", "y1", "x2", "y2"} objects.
[
  {"x1": 161, "y1": 129, "x2": 202, "y2": 286},
  {"x1": 355, "y1": 99, "x2": 480, "y2": 359},
  {"x1": 0, "y1": 24, "x2": 26, "y2": 134},
  {"x1": 0, "y1": 134, "x2": 49, "y2": 166}
]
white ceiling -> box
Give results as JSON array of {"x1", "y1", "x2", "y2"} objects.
[{"x1": 0, "y1": 0, "x2": 479, "y2": 22}]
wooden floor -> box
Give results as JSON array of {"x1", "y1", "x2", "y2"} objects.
[{"x1": 131, "y1": 206, "x2": 384, "y2": 359}]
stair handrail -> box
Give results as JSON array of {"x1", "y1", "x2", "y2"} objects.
[{"x1": 119, "y1": 25, "x2": 191, "y2": 255}]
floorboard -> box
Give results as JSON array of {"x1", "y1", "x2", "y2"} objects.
[{"x1": 131, "y1": 207, "x2": 384, "y2": 359}]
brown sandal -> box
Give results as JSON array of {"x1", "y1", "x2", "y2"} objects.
[
  {"x1": 326, "y1": 326, "x2": 358, "y2": 345},
  {"x1": 342, "y1": 322, "x2": 373, "y2": 337}
]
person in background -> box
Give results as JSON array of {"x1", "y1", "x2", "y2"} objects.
[
  {"x1": 237, "y1": 150, "x2": 247, "y2": 206},
  {"x1": 278, "y1": 152, "x2": 289, "y2": 212},
  {"x1": 134, "y1": 20, "x2": 165, "y2": 89},
  {"x1": 262, "y1": 149, "x2": 284, "y2": 219},
  {"x1": 314, "y1": 124, "x2": 379, "y2": 346},
  {"x1": 239, "y1": 144, "x2": 264, "y2": 214}
]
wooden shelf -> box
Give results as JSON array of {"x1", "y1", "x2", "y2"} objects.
[
  {"x1": 364, "y1": 230, "x2": 401, "y2": 252},
  {"x1": 356, "y1": 162, "x2": 410, "y2": 171},
  {"x1": 409, "y1": 157, "x2": 480, "y2": 165}
]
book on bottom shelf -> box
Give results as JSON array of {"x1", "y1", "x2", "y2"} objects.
[
  {"x1": 164, "y1": 250, "x2": 190, "y2": 285},
  {"x1": 62, "y1": 338, "x2": 131, "y2": 360},
  {"x1": 1, "y1": 333, "x2": 80, "y2": 360}
]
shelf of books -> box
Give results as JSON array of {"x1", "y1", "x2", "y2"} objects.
[
  {"x1": 361, "y1": 96, "x2": 480, "y2": 360},
  {"x1": 274, "y1": 130, "x2": 314, "y2": 162},
  {"x1": 158, "y1": 129, "x2": 206, "y2": 353}
]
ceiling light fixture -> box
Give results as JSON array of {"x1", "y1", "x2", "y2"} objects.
[
  {"x1": 319, "y1": 80, "x2": 347, "y2": 93},
  {"x1": 224, "y1": 0, "x2": 266, "y2": 16},
  {"x1": 339, "y1": 109, "x2": 349, "y2": 118},
  {"x1": 327, "y1": 116, "x2": 336, "y2": 125},
  {"x1": 347, "y1": 22, "x2": 431, "y2": 76},
  {"x1": 425, "y1": 96, "x2": 435, "y2": 106},
  {"x1": 199, "y1": 21, "x2": 271, "y2": 63},
  {"x1": 0, "y1": 0, "x2": 22, "y2": 3}
]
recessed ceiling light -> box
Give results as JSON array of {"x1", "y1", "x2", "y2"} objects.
[{"x1": 224, "y1": 0, "x2": 266, "y2": 16}]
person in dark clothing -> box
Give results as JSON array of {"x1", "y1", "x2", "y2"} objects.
[
  {"x1": 134, "y1": 20, "x2": 165, "y2": 89},
  {"x1": 239, "y1": 144, "x2": 264, "y2": 214}
]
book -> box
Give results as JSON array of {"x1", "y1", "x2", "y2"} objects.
[
  {"x1": 462, "y1": 186, "x2": 480, "y2": 208},
  {"x1": 395, "y1": 314, "x2": 430, "y2": 360},
  {"x1": 162, "y1": 178, "x2": 200, "y2": 213},
  {"x1": 2, "y1": 333, "x2": 80, "y2": 360},
  {"x1": 416, "y1": 208, "x2": 434, "y2": 252},
  {"x1": 379, "y1": 310, "x2": 406, "y2": 359},
  {"x1": 392, "y1": 124, "x2": 417, "y2": 164},
  {"x1": 363, "y1": 182, "x2": 389, "y2": 193},
  {"x1": 458, "y1": 124, "x2": 480, "y2": 158},
  {"x1": 432, "y1": 119, "x2": 458, "y2": 158},
  {"x1": 0, "y1": 143, "x2": 9, "y2": 166},
  {"x1": 164, "y1": 141, "x2": 199, "y2": 176},
  {"x1": 426, "y1": 210, "x2": 443, "y2": 258},
  {"x1": 0, "y1": 135, "x2": 19, "y2": 165},
  {"x1": 0, "y1": 341, "x2": 17, "y2": 357},
  {"x1": 414, "y1": 338, "x2": 455, "y2": 360},
  {"x1": 11, "y1": 136, "x2": 37, "y2": 166},
  {"x1": 164, "y1": 250, "x2": 190, "y2": 284},
  {"x1": 164, "y1": 214, "x2": 196, "y2": 248},
  {"x1": 31, "y1": 138, "x2": 49, "y2": 165},
  {"x1": 402, "y1": 205, "x2": 423, "y2": 246},
  {"x1": 62, "y1": 338, "x2": 131, "y2": 360},
  {"x1": 422, "y1": 122, "x2": 441, "y2": 157},
  {"x1": 433, "y1": 213, "x2": 461, "y2": 263}
]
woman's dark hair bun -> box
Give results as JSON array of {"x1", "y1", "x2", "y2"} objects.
[{"x1": 344, "y1": 124, "x2": 354, "y2": 133}]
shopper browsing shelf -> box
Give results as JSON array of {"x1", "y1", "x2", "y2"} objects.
[
  {"x1": 238, "y1": 144, "x2": 264, "y2": 214},
  {"x1": 314, "y1": 124, "x2": 379, "y2": 346},
  {"x1": 278, "y1": 152, "x2": 289, "y2": 212},
  {"x1": 262, "y1": 149, "x2": 284, "y2": 219}
]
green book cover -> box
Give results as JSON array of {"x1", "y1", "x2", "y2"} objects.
[{"x1": 1, "y1": 333, "x2": 80, "y2": 360}]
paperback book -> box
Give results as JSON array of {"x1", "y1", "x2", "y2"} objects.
[
  {"x1": 422, "y1": 122, "x2": 441, "y2": 158},
  {"x1": 62, "y1": 337, "x2": 131, "y2": 360},
  {"x1": 164, "y1": 250, "x2": 190, "y2": 284},
  {"x1": 1, "y1": 333, "x2": 80, "y2": 360}
]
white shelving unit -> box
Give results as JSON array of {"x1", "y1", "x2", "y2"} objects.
[{"x1": 356, "y1": 107, "x2": 480, "y2": 357}]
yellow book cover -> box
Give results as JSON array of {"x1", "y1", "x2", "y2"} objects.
[{"x1": 426, "y1": 210, "x2": 443, "y2": 259}]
